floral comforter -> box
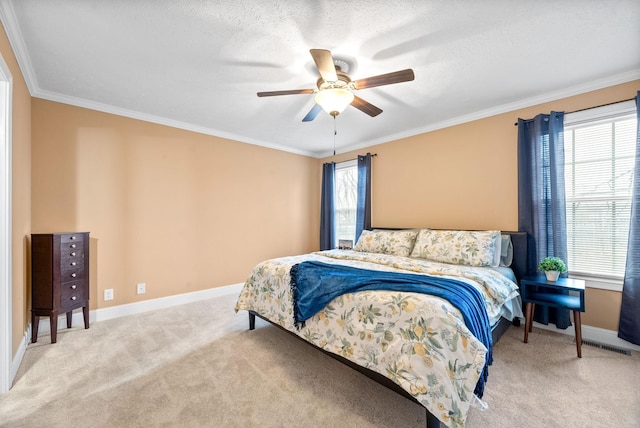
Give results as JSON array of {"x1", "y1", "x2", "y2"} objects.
[{"x1": 234, "y1": 250, "x2": 521, "y2": 428}]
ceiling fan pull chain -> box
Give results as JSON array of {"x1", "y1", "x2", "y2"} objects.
[{"x1": 333, "y1": 116, "x2": 337, "y2": 156}]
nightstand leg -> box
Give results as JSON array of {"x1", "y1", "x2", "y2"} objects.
[
  {"x1": 66, "y1": 311, "x2": 72, "y2": 328},
  {"x1": 574, "y1": 311, "x2": 582, "y2": 358},
  {"x1": 524, "y1": 303, "x2": 533, "y2": 343},
  {"x1": 528, "y1": 303, "x2": 534, "y2": 333}
]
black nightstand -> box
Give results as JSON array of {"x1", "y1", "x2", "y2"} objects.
[{"x1": 521, "y1": 275, "x2": 586, "y2": 357}]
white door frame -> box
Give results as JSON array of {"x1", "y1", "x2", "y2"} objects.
[{"x1": 0, "y1": 51, "x2": 13, "y2": 394}]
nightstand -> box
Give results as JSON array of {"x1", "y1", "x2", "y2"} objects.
[{"x1": 521, "y1": 275, "x2": 586, "y2": 357}]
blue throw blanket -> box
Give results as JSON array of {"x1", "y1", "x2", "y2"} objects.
[{"x1": 290, "y1": 260, "x2": 493, "y2": 398}]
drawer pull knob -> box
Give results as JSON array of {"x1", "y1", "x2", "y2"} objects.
[
  {"x1": 71, "y1": 296, "x2": 77, "y2": 301},
  {"x1": 71, "y1": 273, "x2": 77, "y2": 278},
  {"x1": 71, "y1": 262, "x2": 77, "y2": 266},
  {"x1": 70, "y1": 236, "x2": 76, "y2": 240},
  {"x1": 70, "y1": 252, "x2": 76, "y2": 256},
  {"x1": 71, "y1": 285, "x2": 77, "y2": 289},
  {"x1": 70, "y1": 244, "x2": 77, "y2": 248}
]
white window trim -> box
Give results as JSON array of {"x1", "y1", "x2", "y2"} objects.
[
  {"x1": 336, "y1": 159, "x2": 357, "y2": 170},
  {"x1": 569, "y1": 274, "x2": 623, "y2": 292},
  {"x1": 564, "y1": 99, "x2": 636, "y2": 293},
  {"x1": 564, "y1": 100, "x2": 635, "y2": 126},
  {"x1": 334, "y1": 159, "x2": 358, "y2": 249}
]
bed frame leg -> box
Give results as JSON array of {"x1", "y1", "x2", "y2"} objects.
[
  {"x1": 249, "y1": 312, "x2": 255, "y2": 330},
  {"x1": 426, "y1": 409, "x2": 442, "y2": 428}
]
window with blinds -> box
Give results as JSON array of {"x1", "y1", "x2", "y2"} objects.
[
  {"x1": 334, "y1": 160, "x2": 357, "y2": 247},
  {"x1": 564, "y1": 101, "x2": 637, "y2": 279}
]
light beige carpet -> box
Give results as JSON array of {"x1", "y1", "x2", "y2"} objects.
[{"x1": 1, "y1": 292, "x2": 639, "y2": 427}]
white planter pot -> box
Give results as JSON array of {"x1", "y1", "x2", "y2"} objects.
[{"x1": 545, "y1": 270, "x2": 560, "y2": 282}]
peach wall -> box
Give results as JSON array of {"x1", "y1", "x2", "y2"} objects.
[
  {"x1": 31, "y1": 100, "x2": 319, "y2": 309},
  {"x1": 324, "y1": 115, "x2": 521, "y2": 230},
  {"x1": 584, "y1": 288, "x2": 622, "y2": 331},
  {"x1": 323, "y1": 80, "x2": 639, "y2": 331},
  {"x1": 0, "y1": 23, "x2": 31, "y2": 357}
]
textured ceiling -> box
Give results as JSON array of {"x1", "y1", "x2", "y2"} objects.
[{"x1": 1, "y1": 0, "x2": 639, "y2": 157}]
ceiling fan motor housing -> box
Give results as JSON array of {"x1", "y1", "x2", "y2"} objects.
[{"x1": 316, "y1": 69, "x2": 352, "y2": 91}]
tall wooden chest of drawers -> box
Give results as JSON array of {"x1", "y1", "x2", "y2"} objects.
[{"x1": 31, "y1": 232, "x2": 90, "y2": 343}]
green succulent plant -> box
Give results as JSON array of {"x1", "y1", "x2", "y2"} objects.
[{"x1": 538, "y1": 256, "x2": 567, "y2": 273}]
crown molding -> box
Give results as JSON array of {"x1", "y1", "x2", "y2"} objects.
[
  {"x1": 0, "y1": 0, "x2": 317, "y2": 158},
  {"x1": 2, "y1": 0, "x2": 638, "y2": 160},
  {"x1": 0, "y1": 0, "x2": 38, "y2": 94},
  {"x1": 34, "y1": 68, "x2": 640, "y2": 160},
  {"x1": 330, "y1": 69, "x2": 640, "y2": 158},
  {"x1": 34, "y1": 88, "x2": 317, "y2": 157}
]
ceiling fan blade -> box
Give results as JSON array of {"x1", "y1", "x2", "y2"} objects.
[
  {"x1": 310, "y1": 49, "x2": 337, "y2": 82},
  {"x1": 352, "y1": 69, "x2": 415, "y2": 90},
  {"x1": 302, "y1": 104, "x2": 323, "y2": 122},
  {"x1": 257, "y1": 89, "x2": 314, "y2": 97},
  {"x1": 351, "y1": 96, "x2": 382, "y2": 117}
]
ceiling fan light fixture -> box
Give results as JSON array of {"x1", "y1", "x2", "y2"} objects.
[
  {"x1": 315, "y1": 88, "x2": 354, "y2": 117},
  {"x1": 258, "y1": 49, "x2": 414, "y2": 122}
]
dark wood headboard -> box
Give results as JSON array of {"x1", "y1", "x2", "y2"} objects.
[{"x1": 369, "y1": 228, "x2": 530, "y2": 283}]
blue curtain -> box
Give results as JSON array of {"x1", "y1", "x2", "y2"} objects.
[
  {"x1": 355, "y1": 153, "x2": 372, "y2": 243},
  {"x1": 618, "y1": 92, "x2": 640, "y2": 346},
  {"x1": 320, "y1": 162, "x2": 335, "y2": 250},
  {"x1": 518, "y1": 112, "x2": 571, "y2": 329}
]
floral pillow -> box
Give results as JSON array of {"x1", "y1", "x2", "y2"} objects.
[
  {"x1": 353, "y1": 229, "x2": 419, "y2": 257},
  {"x1": 409, "y1": 229, "x2": 501, "y2": 267}
]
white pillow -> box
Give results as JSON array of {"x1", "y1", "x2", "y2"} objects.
[
  {"x1": 410, "y1": 229, "x2": 501, "y2": 267},
  {"x1": 499, "y1": 234, "x2": 514, "y2": 267}
]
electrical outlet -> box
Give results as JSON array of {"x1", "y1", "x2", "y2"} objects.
[
  {"x1": 104, "y1": 288, "x2": 114, "y2": 301},
  {"x1": 136, "y1": 283, "x2": 146, "y2": 295}
]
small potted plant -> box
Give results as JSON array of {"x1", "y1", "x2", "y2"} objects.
[{"x1": 538, "y1": 256, "x2": 567, "y2": 282}]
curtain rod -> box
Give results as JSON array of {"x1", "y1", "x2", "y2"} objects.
[
  {"x1": 327, "y1": 153, "x2": 377, "y2": 164},
  {"x1": 353, "y1": 153, "x2": 377, "y2": 160},
  {"x1": 513, "y1": 97, "x2": 635, "y2": 126},
  {"x1": 343, "y1": 153, "x2": 378, "y2": 161}
]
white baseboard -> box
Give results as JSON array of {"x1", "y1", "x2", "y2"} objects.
[
  {"x1": 36, "y1": 283, "x2": 244, "y2": 334},
  {"x1": 9, "y1": 327, "x2": 29, "y2": 387},
  {"x1": 31, "y1": 284, "x2": 639, "y2": 352},
  {"x1": 532, "y1": 321, "x2": 640, "y2": 352}
]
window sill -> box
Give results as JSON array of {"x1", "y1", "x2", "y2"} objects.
[{"x1": 568, "y1": 273, "x2": 623, "y2": 292}]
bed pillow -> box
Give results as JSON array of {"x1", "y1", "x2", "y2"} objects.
[
  {"x1": 353, "y1": 229, "x2": 419, "y2": 257},
  {"x1": 409, "y1": 229, "x2": 502, "y2": 267},
  {"x1": 499, "y1": 234, "x2": 514, "y2": 267}
]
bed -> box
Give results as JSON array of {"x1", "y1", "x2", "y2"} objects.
[{"x1": 235, "y1": 229, "x2": 529, "y2": 428}]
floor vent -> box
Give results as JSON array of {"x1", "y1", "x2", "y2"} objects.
[{"x1": 579, "y1": 339, "x2": 632, "y2": 356}]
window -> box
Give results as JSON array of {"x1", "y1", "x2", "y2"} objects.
[
  {"x1": 334, "y1": 160, "x2": 357, "y2": 247},
  {"x1": 564, "y1": 101, "x2": 637, "y2": 279}
]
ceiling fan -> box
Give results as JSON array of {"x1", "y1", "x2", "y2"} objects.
[{"x1": 257, "y1": 49, "x2": 415, "y2": 122}]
